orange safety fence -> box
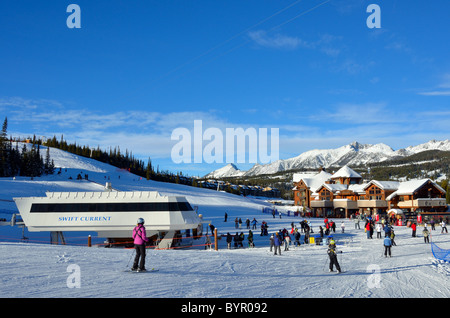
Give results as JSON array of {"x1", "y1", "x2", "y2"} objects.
[{"x1": 0, "y1": 233, "x2": 218, "y2": 250}]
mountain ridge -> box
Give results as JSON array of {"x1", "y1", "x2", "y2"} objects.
[{"x1": 205, "y1": 139, "x2": 450, "y2": 178}]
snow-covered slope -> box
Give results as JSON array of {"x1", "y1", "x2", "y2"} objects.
[
  {"x1": 206, "y1": 140, "x2": 450, "y2": 178},
  {"x1": 1, "y1": 218, "x2": 449, "y2": 298}
]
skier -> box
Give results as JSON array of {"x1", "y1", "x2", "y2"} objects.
[
  {"x1": 341, "y1": 221, "x2": 345, "y2": 233},
  {"x1": 376, "y1": 223, "x2": 383, "y2": 239},
  {"x1": 430, "y1": 219, "x2": 435, "y2": 230},
  {"x1": 441, "y1": 220, "x2": 448, "y2": 233},
  {"x1": 365, "y1": 221, "x2": 371, "y2": 239},
  {"x1": 294, "y1": 229, "x2": 301, "y2": 247},
  {"x1": 384, "y1": 223, "x2": 391, "y2": 238},
  {"x1": 327, "y1": 239, "x2": 342, "y2": 273},
  {"x1": 269, "y1": 234, "x2": 274, "y2": 252},
  {"x1": 422, "y1": 227, "x2": 430, "y2": 244},
  {"x1": 248, "y1": 230, "x2": 255, "y2": 248},
  {"x1": 354, "y1": 216, "x2": 360, "y2": 229},
  {"x1": 209, "y1": 223, "x2": 215, "y2": 235},
  {"x1": 383, "y1": 235, "x2": 392, "y2": 257},
  {"x1": 239, "y1": 232, "x2": 245, "y2": 248},
  {"x1": 226, "y1": 232, "x2": 232, "y2": 249},
  {"x1": 233, "y1": 232, "x2": 240, "y2": 248},
  {"x1": 251, "y1": 218, "x2": 258, "y2": 230},
  {"x1": 330, "y1": 220, "x2": 336, "y2": 233},
  {"x1": 132, "y1": 218, "x2": 149, "y2": 272},
  {"x1": 284, "y1": 233, "x2": 291, "y2": 251},
  {"x1": 273, "y1": 233, "x2": 282, "y2": 255},
  {"x1": 411, "y1": 222, "x2": 417, "y2": 237},
  {"x1": 390, "y1": 230, "x2": 397, "y2": 246}
]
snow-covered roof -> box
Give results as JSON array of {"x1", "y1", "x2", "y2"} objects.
[
  {"x1": 293, "y1": 170, "x2": 332, "y2": 192},
  {"x1": 364, "y1": 180, "x2": 400, "y2": 191},
  {"x1": 331, "y1": 165, "x2": 362, "y2": 179},
  {"x1": 386, "y1": 178, "x2": 446, "y2": 200},
  {"x1": 320, "y1": 183, "x2": 348, "y2": 193},
  {"x1": 348, "y1": 183, "x2": 368, "y2": 194}
]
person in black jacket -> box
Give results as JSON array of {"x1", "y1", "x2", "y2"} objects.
[
  {"x1": 226, "y1": 232, "x2": 232, "y2": 249},
  {"x1": 327, "y1": 239, "x2": 342, "y2": 273}
]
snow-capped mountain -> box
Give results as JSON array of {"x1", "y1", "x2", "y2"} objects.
[
  {"x1": 205, "y1": 139, "x2": 450, "y2": 178},
  {"x1": 204, "y1": 163, "x2": 244, "y2": 178}
]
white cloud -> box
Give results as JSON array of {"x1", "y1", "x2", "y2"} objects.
[{"x1": 248, "y1": 30, "x2": 307, "y2": 50}]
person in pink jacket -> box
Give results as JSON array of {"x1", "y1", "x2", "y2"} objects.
[{"x1": 132, "y1": 218, "x2": 149, "y2": 272}]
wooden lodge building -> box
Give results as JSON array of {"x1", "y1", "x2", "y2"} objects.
[{"x1": 293, "y1": 165, "x2": 447, "y2": 219}]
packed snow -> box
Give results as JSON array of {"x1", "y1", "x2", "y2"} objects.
[{"x1": 1, "y1": 145, "x2": 449, "y2": 298}]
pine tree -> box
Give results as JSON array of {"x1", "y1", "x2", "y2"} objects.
[{"x1": 146, "y1": 157, "x2": 153, "y2": 181}]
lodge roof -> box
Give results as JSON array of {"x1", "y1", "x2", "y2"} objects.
[
  {"x1": 386, "y1": 178, "x2": 446, "y2": 200},
  {"x1": 331, "y1": 165, "x2": 362, "y2": 179},
  {"x1": 363, "y1": 180, "x2": 400, "y2": 191}
]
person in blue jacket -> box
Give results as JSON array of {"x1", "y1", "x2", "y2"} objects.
[
  {"x1": 384, "y1": 224, "x2": 392, "y2": 238},
  {"x1": 273, "y1": 233, "x2": 282, "y2": 255},
  {"x1": 384, "y1": 236, "x2": 392, "y2": 257}
]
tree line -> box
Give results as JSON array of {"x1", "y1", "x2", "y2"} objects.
[{"x1": 0, "y1": 117, "x2": 55, "y2": 177}]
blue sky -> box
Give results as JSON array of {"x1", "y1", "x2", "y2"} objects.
[{"x1": 1, "y1": 0, "x2": 449, "y2": 177}]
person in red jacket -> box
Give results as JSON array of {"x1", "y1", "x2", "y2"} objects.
[
  {"x1": 411, "y1": 222, "x2": 417, "y2": 237},
  {"x1": 132, "y1": 218, "x2": 149, "y2": 272}
]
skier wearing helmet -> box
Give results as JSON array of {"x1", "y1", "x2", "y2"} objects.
[{"x1": 132, "y1": 218, "x2": 149, "y2": 272}]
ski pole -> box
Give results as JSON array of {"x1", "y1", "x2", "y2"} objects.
[
  {"x1": 322, "y1": 256, "x2": 329, "y2": 272},
  {"x1": 126, "y1": 248, "x2": 136, "y2": 269}
]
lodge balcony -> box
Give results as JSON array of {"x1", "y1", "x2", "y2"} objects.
[
  {"x1": 357, "y1": 200, "x2": 388, "y2": 208},
  {"x1": 310, "y1": 200, "x2": 333, "y2": 208},
  {"x1": 397, "y1": 198, "x2": 447, "y2": 209},
  {"x1": 332, "y1": 199, "x2": 358, "y2": 210}
]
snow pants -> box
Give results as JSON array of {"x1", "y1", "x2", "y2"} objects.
[
  {"x1": 274, "y1": 245, "x2": 281, "y2": 255},
  {"x1": 133, "y1": 244, "x2": 146, "y2": 270},
  {"x1": 384, "y1": 246, "x2": 391, "y2": 257},
  {"x1": 329, "y1": 255, "x2": 341, "y2": 272}
]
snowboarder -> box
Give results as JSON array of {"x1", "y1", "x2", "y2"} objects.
[
  {"x1": 383, "y1": 236, "x2": 392, "y2": 257},
  {"x1": 132, "y1": 218, "x2": 149, "y2": 272},
  {"x1": 327, "y1": 239, "x2": 342, "y2": 273}
]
